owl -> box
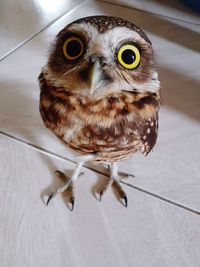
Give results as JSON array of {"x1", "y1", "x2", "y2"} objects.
[{"x1": 39, "y1": 16, "x2": 161, "y2": 210}]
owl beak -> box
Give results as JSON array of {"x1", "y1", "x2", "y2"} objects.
[{"x1": 89, "y1": 58, "x2": 102, "y2": 94}]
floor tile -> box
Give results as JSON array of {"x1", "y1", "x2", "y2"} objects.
[
  {"x1": 100, "y1": 0, "x2": 200, "y2": 24},
  {"x1": 119, "y1": 130, "x2": 200, "y2": 211},
  {"x1": 0, "y1": 134, "x2": 200, "y2": 267},
  {"x1": 0, "y1": 0, "x2": 83, "y2": 60},
  {"x1": 0, "y1": 1, "x2": 200, "y2": 212}
]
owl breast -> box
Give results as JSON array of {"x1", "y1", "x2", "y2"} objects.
[{"x1": 39, "y1": 72, "x2": 160, "y2": 161}]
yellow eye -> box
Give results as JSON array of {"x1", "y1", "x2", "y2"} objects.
[
  {"x1": 63, "y1": 36, "x2": 84, "y2": 61},
  {"x1": 117, "y1": 44, "x2": 140, "y2": 69}
]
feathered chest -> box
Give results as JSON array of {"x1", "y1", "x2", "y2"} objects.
[{"x1": 39, "y1": 73, "x2": 160, "y2": 160}]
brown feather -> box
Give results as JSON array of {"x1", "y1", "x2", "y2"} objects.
[{"x1": 39, "y1": 72, "x2": 160, "y2": 161}]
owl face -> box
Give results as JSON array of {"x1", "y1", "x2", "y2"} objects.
[{"x1": 47, "y1": 16, "x2": 160, "y2": 97}]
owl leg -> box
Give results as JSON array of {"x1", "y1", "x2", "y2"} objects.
[
  {"x1": 106, "y1": 165, "x2": 135, "y2": 180},
  {"x1": 100, "y1": 162, "x2": 128, "y2": 207}
]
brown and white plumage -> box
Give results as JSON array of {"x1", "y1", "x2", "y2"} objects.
[{"x1": 39, "y1": 16, "x2": 161, "y2": 209}]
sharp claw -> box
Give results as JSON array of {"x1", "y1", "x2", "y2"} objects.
[
  {"x1": 122, "y1": 196, "x2": 128, "y2": 207},
  {"x1": 46, "y1": 193, "x2": 54, "y2": 206},
  {"x1": 99, "y1": 191, "x2": 103, "y2": 202},
  {"x1": 70, "y1": 197, "x2": 75, "y2": 211}
]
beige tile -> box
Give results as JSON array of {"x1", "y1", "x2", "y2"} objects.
[
  {"x1": 0, "y1": 134, "x2": 200, "y2": 267},
  {"x1": 0, "y1": 0, "x2": 83, "y2": 60},
  {"x1": 100, "y1": 0, "x2": 200, "y2": 25},
  {"x1": 0, "y1": 0, "x2": 200, "y2": 212}
]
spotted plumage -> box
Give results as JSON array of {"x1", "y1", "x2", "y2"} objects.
[{"x1": 39, "y1": 16, "x2": 161, "y2": 208}]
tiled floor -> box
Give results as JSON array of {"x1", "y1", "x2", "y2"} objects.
[
  {"x1": 0, "y1": 1, "x2": 200, "y2": 266},
  {"x1": 0, "y1": 0, "x2": 83, "y2": 60}
]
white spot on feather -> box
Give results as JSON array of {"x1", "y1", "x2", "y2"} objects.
[
  {"x1": 141, "y1": 146, "x2": 145, "y2": 153},
  {"x1": 64, "y1": 129, "x2": 74, "y2": 140},
  {"x1": 147, "y1": 128, "x2": 151, "y2": 134}
]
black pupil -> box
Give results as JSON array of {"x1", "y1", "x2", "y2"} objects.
[
  {"x1": 66, "y1": 40, "x2": 82, "y2": 58},
  {"x1": 121, "y1": 49, "x2": 135, "y2": 64}
]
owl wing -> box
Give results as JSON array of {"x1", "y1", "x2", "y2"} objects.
[{"x1": 132, "y1": 93, "x2": 160, "y2": 156}]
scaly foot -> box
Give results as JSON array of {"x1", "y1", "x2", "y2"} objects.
[
  {"x1": 46, "y1": 162, "x2": 84, "y2": 210},
  {"x1": 99, "y1": 162, "x2": 133, "y2": 207}
]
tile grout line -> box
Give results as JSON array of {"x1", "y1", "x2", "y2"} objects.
[
  {"x1": 0, "y1": 131, "x2": 105, "y2": 174},
  {"x1": 0, "y1": 0, "x2": 85, "y2": 62},
  {"x1": 0, "y1": 131, "x2": 77, "y2": 164},
  {"x1": 1, "y1": 130, "x2": 200, "y2": 216},
  {"x1": 121, "y1": 181, "x2": 200, "y2": 216},
  {"x1": 98, "y1": 0, "x2": 200, "y2": 26}
]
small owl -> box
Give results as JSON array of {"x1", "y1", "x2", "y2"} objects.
[{"x1": 39, "y1": 16, "x2": 161, "y2": 210}]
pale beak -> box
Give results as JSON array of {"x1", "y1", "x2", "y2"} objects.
[{"x1": 88, "y1": 59, "x2": 102, "y2": 94}]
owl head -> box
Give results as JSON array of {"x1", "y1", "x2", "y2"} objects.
[{"x1": 46, "y1": 16, "x2": 160, "y2": 97}]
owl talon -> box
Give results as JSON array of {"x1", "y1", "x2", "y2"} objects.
[
  {"x1": 122, "y1": 196, "x2": 128, "y2": 207},
  {"x1": 46, "y1": 193, "x2": 55, "y2": 206},
  {"x1": 70, "y1": 197, "x2": 75, "y2": 211},
  {"x1": 99, "y1": 190, "x2": 104, "y2": 202}
]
